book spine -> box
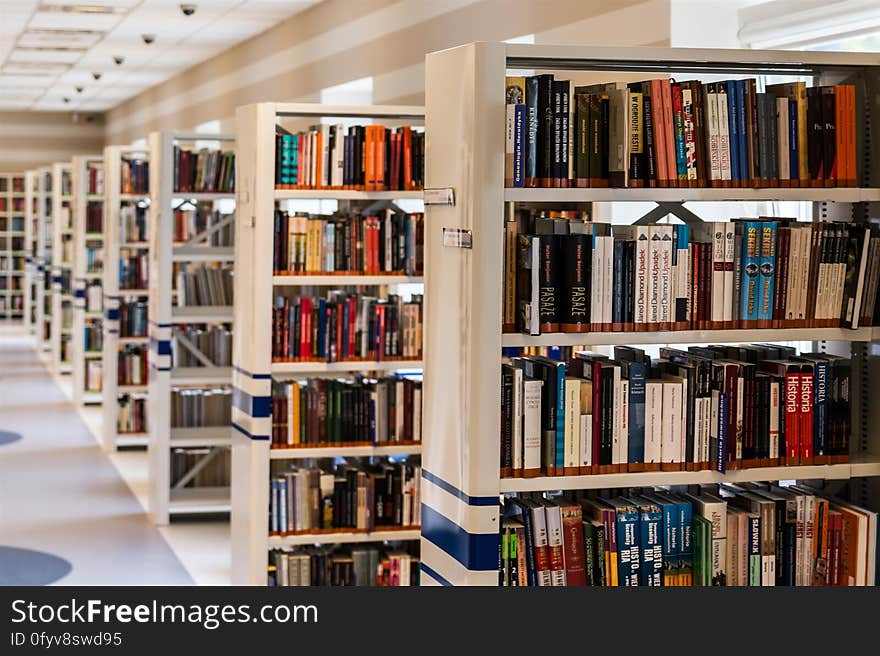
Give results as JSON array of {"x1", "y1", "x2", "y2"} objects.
[
  {"x1": 757, "y1": 222, "x2": 777, "y2": 327},
  {"x1": 628, "y1": 90, "x2": 644, "y2": 187},
  {"x1": 672, "y1": 84, "x2": 687, "y2": 185}
]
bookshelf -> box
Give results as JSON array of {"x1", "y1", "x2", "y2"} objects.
[
  {"x1": 0, "y1": 172, "x2": 26, "y2": 322},
  {"x1": 231, "y1": 102, "x2": 426, "y2": 584},
  {"x1": 420, "y1": 42, "x2": 880, "y2": 586},
  {"x1": 102, "y1": 145, "x2": 150, "y2": 451},
  {"x1": 147, "y1": 130, "x2": 236, "y2": 524},
  {"x1": 35, "y1": 166, "x2": 52, "y2": 354},
  {"x1": 71, "y1": 155, "x2": 104, "y2": 406},
  {"x1": 24, "y1": 170, "x2": 39, "y2": 333},
  {"x1": 49, "y1": 162, "x2": 73, "y2": 373}
]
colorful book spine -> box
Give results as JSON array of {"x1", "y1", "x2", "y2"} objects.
[
  {"x1": 740, "y1": 221, "x2": 761, "y2": 324},
  {"x1": 757, "y1": 221, "x2": 778, "y2": 325}
]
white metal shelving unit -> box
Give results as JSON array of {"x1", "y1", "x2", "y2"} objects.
[
  {"x1": 49, "y1": 162, "x2": 73, "y2": 373},
  {"x1": 420, "y1": 42, "x2": 880, "y2": 586},
  {"x1": 71, "y1": 155, "x2": 104, "y2": 405},
  {"x1": 231, "y1": 102, "x2": 426, "y2": 584},
  {"x1": 0, "y1": 172, "x2": 26, "y2": 322},
  {"x1": 35, "y1": 166, "x2": 52, "y2": 354},
  {"x1": 147, "y1": 129, "x2": 237, "y2": 525},
  {"x1": 23, "y1": 170, "x2": 39, "y2": 333},
  {"x1": 102, "y1": 145, "x2": 150, "y2": 451}
]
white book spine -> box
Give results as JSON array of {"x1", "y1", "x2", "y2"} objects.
[
  {"x1": 796, "y1": 226, "x2": 810, "y2": 321},
  {"x1": 694, "y1": 392, "x2": 704, "y2": 464},
  {"x1": 706, "y1": 85, "x2": 720, "y2": 182},
  {"x1": 611, "y1": 366, "x2": 622, "y2": 466},
  {"x1": 785, "y1": 226, "x2": 800, "y2": 321},
  {"x1": 647, "y1": 228, "x2": 662, "y2": 324},
  {"x1": 658, "y1": 226, "x2": 672, "y2": 326},
  {"x1": 634, "y1": 226, "x2": 650, "y2": 327},
  {"x1": 717, "y1": 87, "x2": 731, "y2": 181},
  {"x1": 505, "y1": 105, "x2": 516, "y2": 182},
  {"x1": 769, "y1": 380, "x2": 780, "y2": 459},
  {"x1": 710, "y1": 390, "x2": 720, "y2": 466},
  {"x1": 523, "y1": 380, "x2": 543, "y2": 471},
  {"x1": 580, "y1": 415, "x2": 592, "y2": 469},
  {"x1": 531, "y1": 508, "x2": 551, "y2": 586},
  {"x1": 512, "y1": 368, "x2": 523, "y2": 471},
  {"x1": 545, "y1": 506, "x2": 566, "y2": 586},
  {"x1": 564, "y1": 378, "x2": 580, "y2": 471},
  {"x1": 644, "y1": 382, "x2": 662, "y2": 464},
  {"x1": 602, "y1": 235, "x2": 614, "y2": 326},
  {"x1": 591, "y1": 232, "x2": 604, "y2": 328},
  {"x1": 804, "y1": 494, "x2": 815, "y2": 586},
  {"x1": 661, "y1": 381, "x2": 683, "y2": 464},
  {"x1": 723, "y1": 222, "x2": 735, "y2": 324},
  {"x1": 712, "y1": 223, "x2": 726, "y2": 324},
  {"x1": 619, "y1": 378, "x2": 629, "y2": 469},
  {"x1": 777, "y1": 98, "x2": 790, "y2": 181}
]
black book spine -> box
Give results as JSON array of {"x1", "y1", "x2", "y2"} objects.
[
  {"x1": 501, "y1": 367, "x2": 513, "y2": 472},
  {"x1": 560, "y1": 233, "x2": 589, "y2": 331},
  {"x1": 559, "y1": 81, "x2": 570, "y2": 186},
  {"x1": 643, "y1": 84, "x2": 657, "y2": 185},
  {"x1": 524, "y1": 77, "x2": 539, "y2": 186},
  {"x1": 537, "y1": 74, "x2": 554, "y2": 186},
  {"x1": 807, "y1": 88, "x2": 824, "y2": 183},
  {"x1": 552, "y1": 81, "x2": 563, "y2": 186},
  {"x1": 612, "y1": 238, "x2": 624, "y2": 329},
  {"x1": 624, "y1": 239, "x2": 636, "y2": 326},
  {"x1": 538, "y1": 234, "x2": 560, "y2": 332}
]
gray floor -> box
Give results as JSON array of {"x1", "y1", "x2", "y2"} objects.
[{"x1": 0, "y1": 333, "x2": 194, "y2": 585}]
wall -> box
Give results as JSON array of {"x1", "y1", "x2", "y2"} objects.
[
  {"x1": 105, "y1": 0, "x2": 673, "y2": 145},
  {"x1": 0, "y1": 112, "x2": 105, "y2": 171}
]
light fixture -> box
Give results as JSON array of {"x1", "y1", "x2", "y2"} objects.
[
  {"x1": 75, "y1": 86, "x2": 83, "y2": 93},
  {"x1": 92, "y1": 72, "x2": 101, "y2": 80}
]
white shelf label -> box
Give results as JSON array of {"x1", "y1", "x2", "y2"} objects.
[
  {"x1": 442, "y1": 228, "x2": 472, "y2": 249},
  {"x1": 424, "y1": 187, "x2": 455, "y2": 206}
]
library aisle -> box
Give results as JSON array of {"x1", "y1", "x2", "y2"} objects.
[{"x1": 0, "y1": 326, "x2": 223, "y2": 585}]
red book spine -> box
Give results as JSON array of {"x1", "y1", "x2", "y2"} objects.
[
  {"x1": 785, "y1": 373, "x2": 800, "y2": 464},
  {"x1": 799, "y1": 371, "x2": 814, "y2": 461},
  {"x1": 402, "y1": 127, "x2": 413, "y2": 191},
  {"x1": 348, "y1": 297, "x2": 357, "y2": 358},
  {"x1": 560, "y1": 505, "x2": 587, "y2": 585}
]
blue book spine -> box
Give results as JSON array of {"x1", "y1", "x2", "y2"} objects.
[
  {"x1": 659, "y1": 500, "x2": 679, "y2": 585},
  {"x1": 674, "y1": 114, "x2": 687, "y2": 179},
  {"x1": 639, "y1": 506, "x2": 663, "y2": 586},
  {"x1": 290, "y1": 134, "x2": 299, "y2": 185},
  {"x1": 525, "y1": 77, "x2": 539, "y2": 183},
  {"x1": 758, "y1": 222, "x2": 778, "y2": 321},
  {"x1": 513, "y1": 104, "x2": 526, "y2": 187},
  {"x1": 736, "y1": 80, "x2": 748, "y2": 182},
  {"x1": 716, "y1": 391, "x2": 728, "y2": 473},
  {"x1": 546, "y1": 345, "x2": 562, "y2": 361},
  {"x1": 627, "y1": 362, "x2": 647, "y2": 464},
  {"x1": 789, "y1": 99, "x2": 799, "y2": 182},
  {"x1": 814, "y1": 360, "x2": 828, "y2": 456},
  {"x1": 726, "y1": 80, "x2": 739, "y2": 184},
  {"x1": 519, "y1": 504, "x2": 537, "y2": 586},
  {"x1": 741, "y1": 221, "x2": 761, "y2": 322},
  {"x1": 678, "y1": 501, "x2": 693, "y2": 584},
  {"x1": 616, "y1": 508, "x2": 641, "y2": 586},
  {"x1": 554, "y1": 362, "x2": 566, "y2": 470}
]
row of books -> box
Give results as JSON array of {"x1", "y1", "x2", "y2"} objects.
[
  {"x1": 171, "y1": 448, "x2": 230, "y2": 489},
  {"x1": 0, "y1": 216, "x2": 25, "y2": 231},
  {"x1": 117, "y1": 395, "x2": 147, "y2": 434},
  {"x1": 120, "y1": 205, "x2": 147, "y2": 243},
  {"x1": 83, "y1": 322, "x2": 102, "y2": 352},
  {"x1": 0, "y1": 256, "x2": 25, "y2": 272},
  {"x1": 85, "y1": 361, "x2": 103, "y2": 392},
  {"x1": 504, "y1": 75, "x2": 858, "y2": 188},
  {"x1": 505, "y1": 211, "x2": 880, "y2": 334},
  {"x1": 273, "y1": 210, "x2": 424, "y2": 276},
  {"x1": 502, "y1": 485, "x2": 878, "y2": 586},
  {"x1": 269, "y1": 463, "x2": 421, "y2": 534},
  {"x1": 87, "y1": 164, "x2": 103, "y2": 195},
  {"x1": 117, "y1": 345, "x2": 148, "y2": 386},
  {"x1": 275, "y1": 124, "x2": 424, "y2": 191},
  {"x1": 173, "y1": 207, "x2": 234, "y2": 246},
  {"x1": 270, "y1": 376, "x2": 423, "y2": 448},
  {"x1": 500, "y1": 345, "x2": 850, "y2": 478},
  {"x1": 119, "y1": 300, "x2": 147, "y2": 338},
  {"x1": 172, "y1": 325, "x2": 232, "y2": 368},
  {"x1": 272, "y1": 293, "x2": 423, "y2": 362},
  {"x1": 176, "y1": 264, "x2": 233, "y2": 307},
  {"x1": 269, "y1": 546, "x2": 418, "y2": 587},
  {"x1": 120, "y1": 158, "x2": 149, "y2": 194},
  {"x1": 0, "y1": 176, "x2": 24, "y2": 192},
  {"x1": 170, "y1": 388, "x2": 232, "y2": 428},
  {"x1": 172, "y1": 146, "x2": 235, "y2": 193},
  {"x1": 85, "y1": 203, "x2": 103, "y2": 233},
  {"x1": 118, "y1": 249, "x2": 148, "y2": 290},
  {"x1": 0, "y1": 297, "x2": 23, "y2": 312},
  {"x1": 85, "y1": 283, "x2": 102, "y2": 313}
]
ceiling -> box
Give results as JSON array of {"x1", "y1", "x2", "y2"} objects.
[{"x1": 0, "y1": 0, "x2": 320, "y2": 112}]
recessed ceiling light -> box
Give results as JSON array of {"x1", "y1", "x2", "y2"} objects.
[
  {"x1": 75, "y1": 86, "x2": 83, "y2": 93},
  {"x1": 38, "y1": 4, "x2": 126, "y2": 14},
  {"x1": 92, "y1": 72, "x2": 101, "y2": 80},
  {"x1": 62, "y1": 97, "x2": 70, "y2": 103}
]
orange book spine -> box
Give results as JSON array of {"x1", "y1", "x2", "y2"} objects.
[{"x1": 402, "y1": 127, "x2": 413, "y2": 191}]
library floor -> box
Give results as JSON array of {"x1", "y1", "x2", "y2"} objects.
[{"x1": 0, "y1": 326, "x2": 230, "y2": 585}]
